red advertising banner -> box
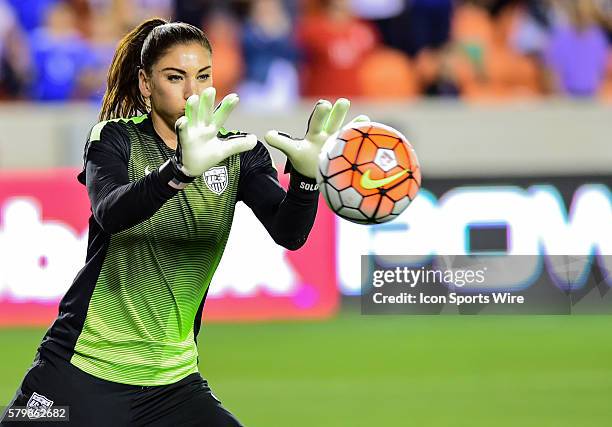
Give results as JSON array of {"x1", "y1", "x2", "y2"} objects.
[{"x1": 0, "y1": 168, "x2": 339, "y2": 326}]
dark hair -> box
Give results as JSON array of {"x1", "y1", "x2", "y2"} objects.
[{"x1": 100, "y1": 18, "x2": 213, "y2": 121}]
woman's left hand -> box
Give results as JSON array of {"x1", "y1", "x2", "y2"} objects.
[{"x1": 265, "y1": 98, "x2": 369, "y2": 179}]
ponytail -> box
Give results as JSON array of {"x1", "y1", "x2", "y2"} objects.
[{"x1": 100, "y1": 18, "x2": 167, "y2": 121}]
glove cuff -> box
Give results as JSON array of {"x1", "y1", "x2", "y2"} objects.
[
  {"x1": 288, "y1": 165, "x2": 319, "y2": 193},
  {"x1": 159, "y1": 157, "x2": 196, "y2": 190}
]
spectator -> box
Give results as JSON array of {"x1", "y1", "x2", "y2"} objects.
[
  {"x1": 510, "y1": 0, "x2": 555, "y2": 58},
  {"x1": 600, "y1": 47, "x2": 612, "y2": 99},
  {"x1": 405, "y1": 0, "x2": 454, "y2": 56},
  {"x1": 350, "y1": 0, "x2": 405, "y2": 20},
  {"x1": 239, "y1": 0, "x2": 300, "y2": 109},
  {"x1": 357, "y1": 0, "x2": 407, "y2": 55},
  {"x1": 590, "y1": 0, "x2": 612, "y2": 98},
  {"x1": 296, "y1": 0, "x2": 379, "y2": 98},
  {"x1": 132, "y1": 0, "x2": 173, "y2": 20},
  {"x1": 174, "y1": 0, "x2": 224, "y2": 27},
  {"x1": 202, "y1": 10, "x2": 244, "y2": 98},
  {"x1": 363, "y1": 0, "x2": 453, "y2": 58},
  {"x1": 545, "y1": 0, "x2": 609, "y2": 97},
  {"x1": 357, "y1": 47, "x2": 420, "y2": 98},
  {"x1": 242, "y1": 0, "x2": 298, "y2": 84},
  {"x1": 449, "y1": 0, "x2": 544, "y2": 99},
  {"x1": 69, "y1": 0, "x2": 93, "y2": 38},
  {"x1": 485, "y1": 0, "x2": 517, "y2": 16},
  {"x1": 415, "y1": 46, "x2": 463, "y2": 96},
  {"x1": 77, "y1": 12, "x2": 119, "y2": 102},
  {"x1": 591, "y1": 0, "x2": 612, "y2": 42},
  {"x1": 450, "y1": 0, "x2": 494, "y2": 90},
  {"x1": 110, "y1": 0, "x2": 173, "y2": 35},
  {"x1": 7, "y1": 0, "x2": 58, "y2": 33},
  {"x1": 28, "y1": 1, "x2": 91, "y2": 101},
  {"x1": 0, "y1": 0, "x2": 31, "y2": 99}
]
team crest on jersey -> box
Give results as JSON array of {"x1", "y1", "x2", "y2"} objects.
[
  {"x1": 26, "y1": 392, "x2": 53, "y2": 419},
  {"x1": 204, "y1": 166, "x2": 228, "y2": 195}
]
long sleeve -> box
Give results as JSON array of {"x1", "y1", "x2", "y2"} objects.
[
  {"x1": 237, "y1": 141, "x2": 319, "y2": 251},
  {"x1": 80, "y1": 121, "x2": 182, "y2": 234}
]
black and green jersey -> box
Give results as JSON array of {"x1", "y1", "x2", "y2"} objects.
[{"x1": 38, "y1": 114, "x2": 318, "y2": 386}]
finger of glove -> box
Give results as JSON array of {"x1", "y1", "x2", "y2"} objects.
[
  {"x1": 264, "y1": 130, "x2": 297, "y2": 156},
  {"x1": 325, "y1": 98, "x2": 350, "y2": 135},
  {"x1": 223, "y1": 134, "x2": 257, "y2": 157},
  {"x1": 212, "y1": 93, "x2": 239, "y2": 129},
  {"x1": 305, "y1": 100, "x2": 332, "y2": 139},
  {"x1": 174, "y1": 116, "x2": 189, "y2": 162},
  {"x1": 198, "y1": 87, "x2": 216, "y2": 126},
  {"x1": 348, "y1": 114, "x2": 371, "y2": 125},
  {"x1": 185, "y1": 94, "x2": 200, "y2": 130},
  {"x1": 175, "y1": 116, "x2": 188, "y2": 137}
]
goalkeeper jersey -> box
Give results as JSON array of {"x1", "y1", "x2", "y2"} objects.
[{"x1": 38, "y1": 114, "x2": 319, "y2": 386}]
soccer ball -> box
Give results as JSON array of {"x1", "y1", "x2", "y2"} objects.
[{"x1": 317, "y1": 122, "x2": 421, "y2": 224}]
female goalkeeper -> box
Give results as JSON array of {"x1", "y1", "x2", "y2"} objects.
[{"x1": 1, "y1": 18, "x2": 366, "y2": 427}]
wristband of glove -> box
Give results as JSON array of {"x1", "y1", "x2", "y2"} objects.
[
  {"x1": 286, "y1": 159, "x2": 319, "y2": 193},
  {"x1": 159, "y1": 157, "x2": 196, "y2": 190}
]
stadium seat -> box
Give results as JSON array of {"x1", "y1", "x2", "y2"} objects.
[{"x1": 357, "y1": 48, "x2": 419, "y2": 99}]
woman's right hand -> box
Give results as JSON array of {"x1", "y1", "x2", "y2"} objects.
[{"x1": 174, "y1": 87, "x2": 257, "y2": 177}]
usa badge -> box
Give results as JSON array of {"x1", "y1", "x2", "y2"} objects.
[
  {"x1": 204, "y1": 166, "x2": 228, "y2": 195},
  {"x1": 26, "y1": 392, "x2": 54, "y2": 419}
]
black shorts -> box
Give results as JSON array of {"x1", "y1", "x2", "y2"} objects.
[{"x1": 0, "y1": 351, "x2": 243, "y2": 426}]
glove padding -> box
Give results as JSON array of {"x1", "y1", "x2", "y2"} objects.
[
  {"x1": 265, "y1": 98, "x2": 370, "y2": 179},
  {"x1": 175, "y1": 87, "x2": 257, "y2": 177}
]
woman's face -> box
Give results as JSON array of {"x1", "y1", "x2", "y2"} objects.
[{"x1": 139, "y1": 42, "x2": 213, "y2": 131}]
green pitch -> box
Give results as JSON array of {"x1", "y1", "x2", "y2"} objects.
[{"x1": 2, "y1": 311, "x2": 612, "y2": 426}]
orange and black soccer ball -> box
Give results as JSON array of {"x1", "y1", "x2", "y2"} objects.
[{"x1": 317, "y1": 122, "x2": 421, "y2": 224}]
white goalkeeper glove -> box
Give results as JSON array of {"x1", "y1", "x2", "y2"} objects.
[
  {"x1": 174, "y1": 87, "x2": 257, "y2": 177},
  {"x1": 264, "y1": 98, "x2": 369, "y2": 179}
]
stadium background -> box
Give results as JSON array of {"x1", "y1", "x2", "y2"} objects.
[{"x1": 1, "y1": 0, "x2": 611, "y2": 426}]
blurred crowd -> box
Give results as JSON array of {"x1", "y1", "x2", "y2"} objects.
[{"x1": 0, "y1": 0, "x2": 611, "y2": 106}]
